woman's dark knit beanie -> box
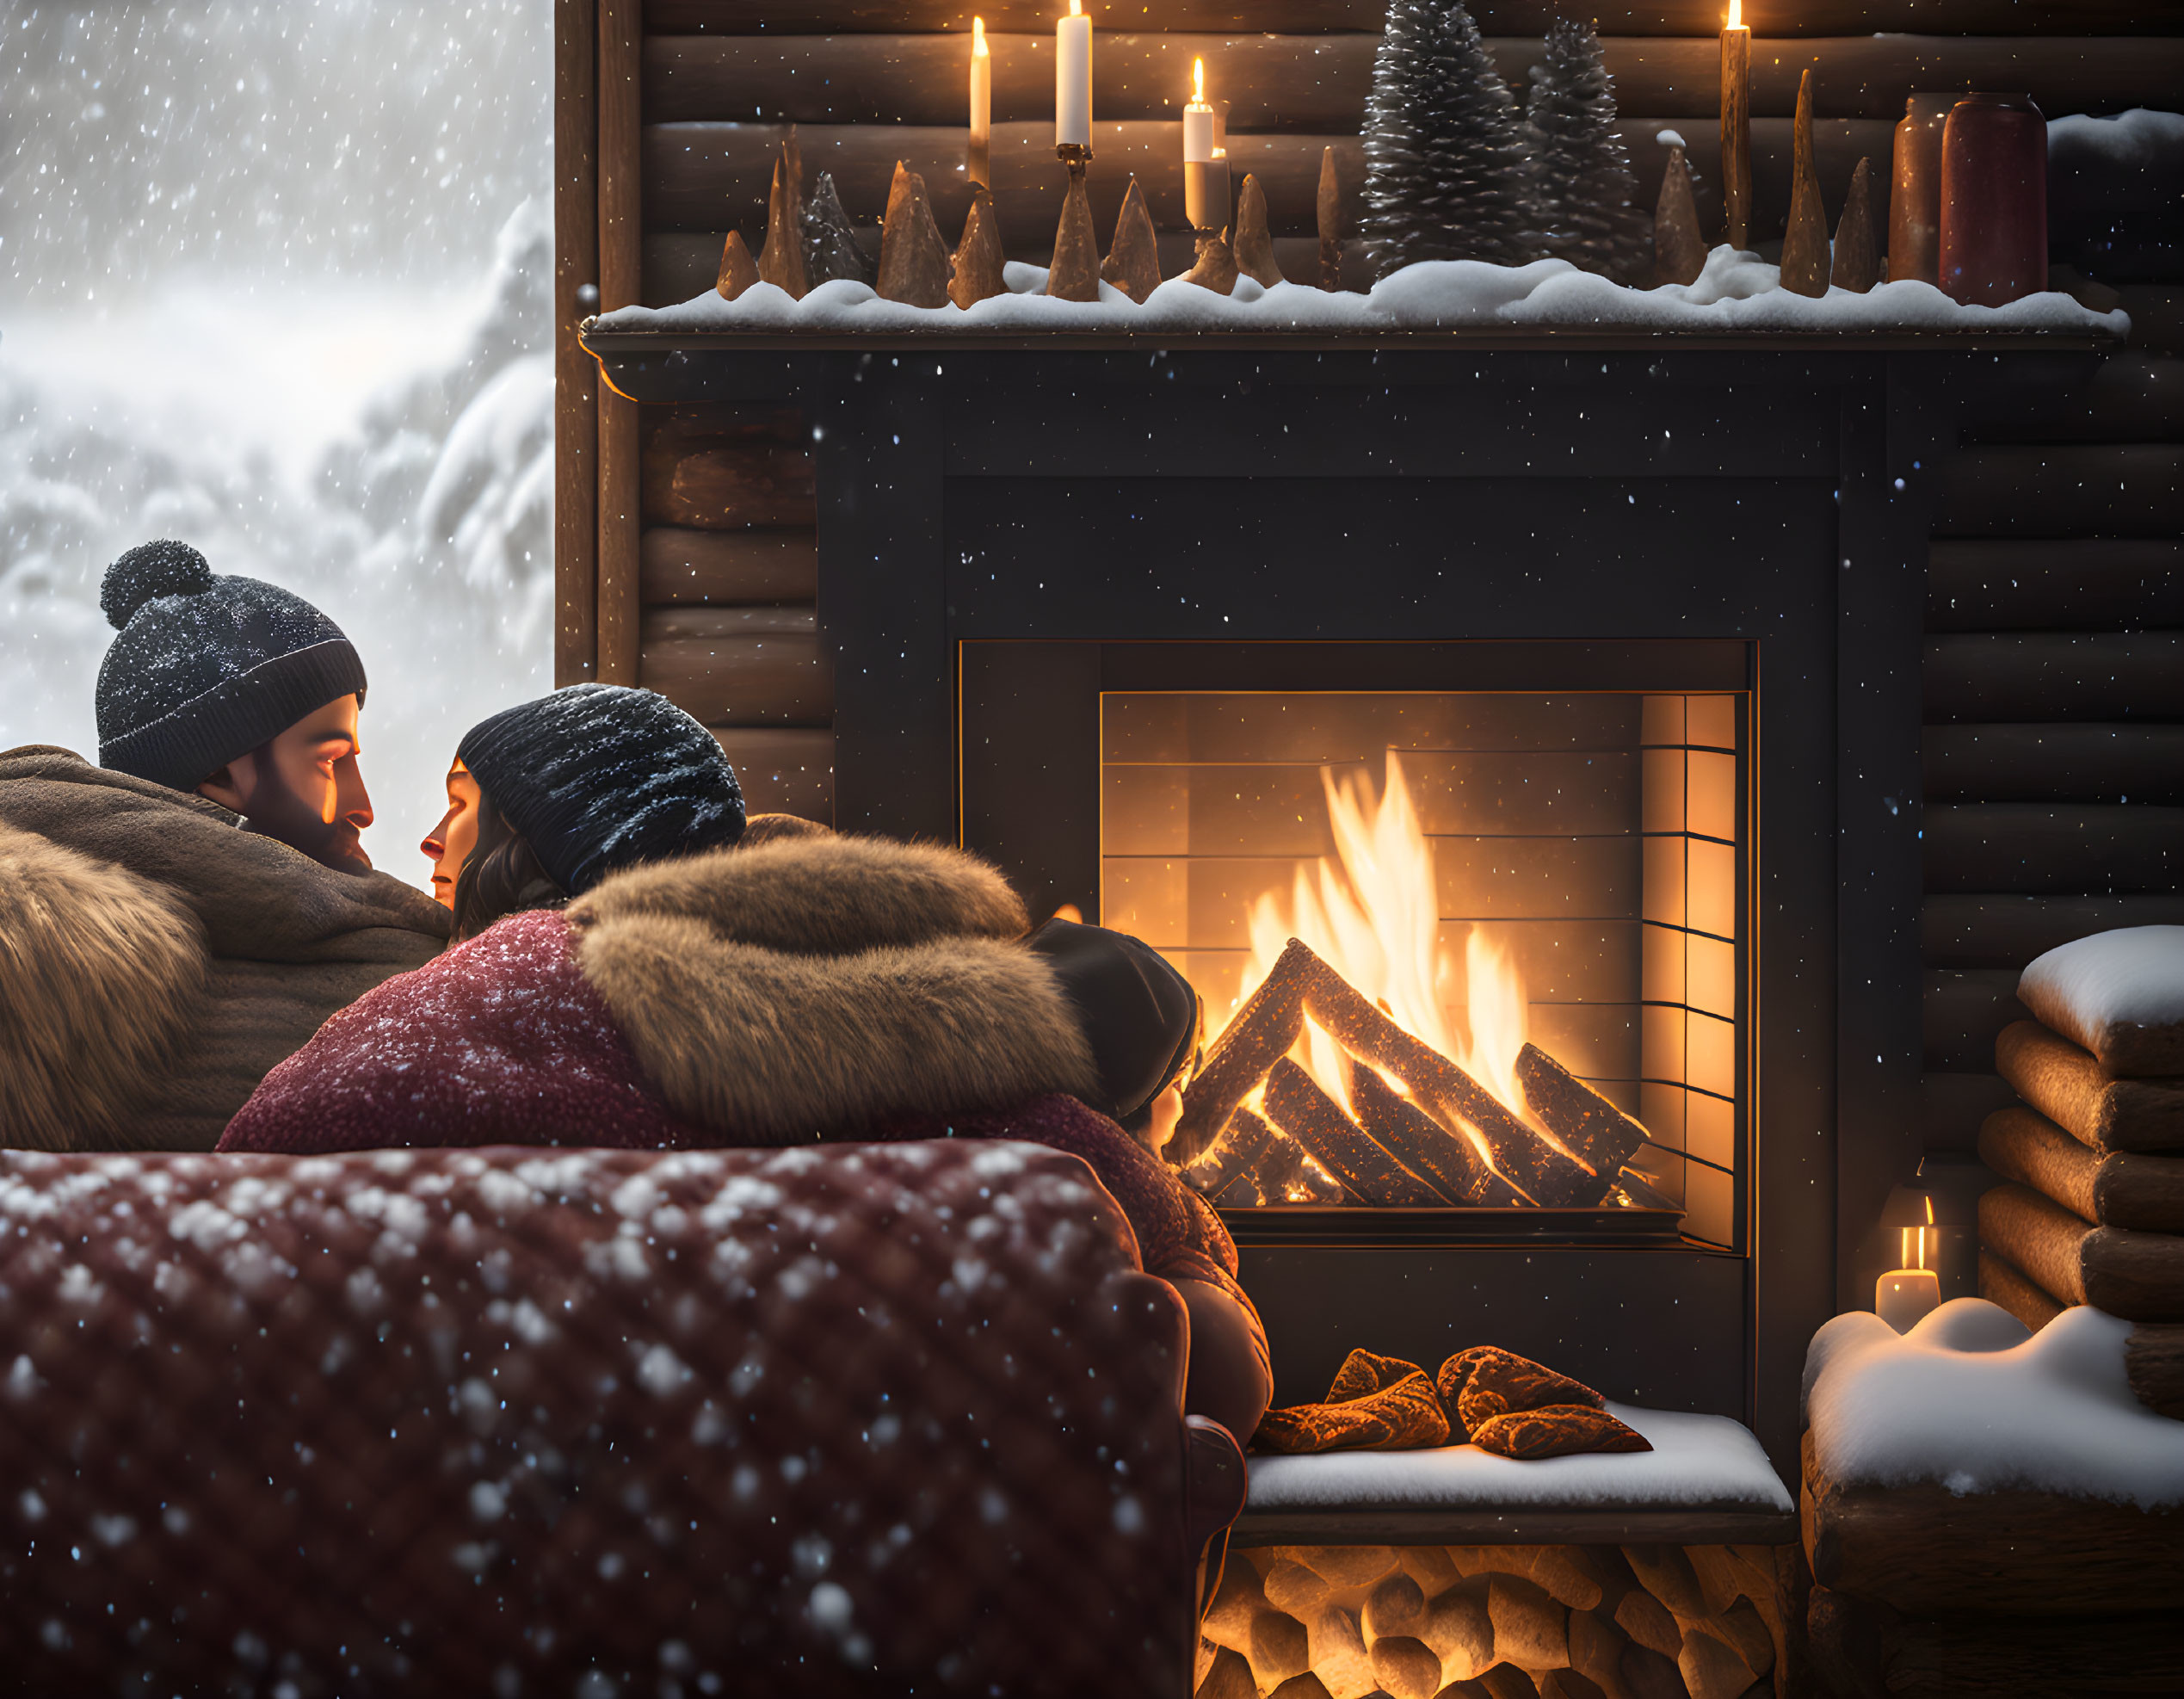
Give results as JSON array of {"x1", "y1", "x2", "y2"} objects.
[
  {"x1": 457, "y1": 684, "x2": 746, "y2": 896},
  {"x1": 95, "y1": 541, "x2": 367, "y2": 792},
  {"x1": 1029, "y1": 918, "x2": 1200, "y2": 1128}
]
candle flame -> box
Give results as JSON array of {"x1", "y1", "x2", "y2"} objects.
[
  {"x1": 1726, "y1": 0, "x2": 1742, "y2": 28},
  {"x1": 1069, "y1": 0, "x2": 1081, "y2": 14},
  {"x1": 1926, "y1": 1195, "x2": 1935, "y2": 1224},
  {"x1": 973, "y1": 15, "x2": 987, "y2": 53},
  {"x1": 1193, "y1": 56, "x2": 1205, "y2": 104}
]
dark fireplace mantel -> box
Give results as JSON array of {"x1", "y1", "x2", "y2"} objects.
[{"x1": 577, "y1": 339, "x2": 2102, "y2": 1479}]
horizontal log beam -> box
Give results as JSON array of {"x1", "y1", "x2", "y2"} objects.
[
  {"x1": 1922, "y1": 724, "x2": 2184, "y2": 803},
  {"x1": 1801, "y1": 1436, "x2": 2184, "y2": 1619},
  {"x1": 2126, "y1": 1322, "x2": 2184, "y2": 1419},
  {"x1": 645, "y1": 1, "x2": 2182, "y2": 39},
  {"x1": 1996, "y1": 1020, "x2": 2184, "y2": 1156},
  {"x1": 1922, "y1": 634, "x2": 2184, "y2": 724},
  {"x1": 1922, "y1": 969, "x2": 2027, "y2": 1072},
  {"x1": 1959, "y1": 355, "x2": 2184, "y2": 448},
  {"x1": 1977, "y1": 1104, "x2": 2099, "y2": 1223},
  {"x1": 1879, "y1": 1610, "x2": 2184, "y2": 1698},
  {"x1": 1922, "y1": 894, "x2": 2184, "y2": 971},
  {"x1": 1978, "y1": 1247, "x2": 2065, "y2": 1333},
  {"x1": 643, "y1": 34, "x2": 2184, "y2": 127},
  {"x1": 640, "y1": 525, "x2": 819, "y2": 606},
  {"x1": 1920, "y1": 1070, "x2": 2016, "y2": 1151},
  {"x1": 641, "y1": 435, "x2": 816, "y2": 529},
  {"x1": 707, "y1": 727, "x2": 835, "y2": 821},
  {"x1": 642, "y1": 117, "x2": 1897, "y2": 249},
  {"x1": 639, "y1": 627, "x2": 834, "y2": 726},
  {"x1": 1927, "y1": 539, "x2": 2184, "y2": 633},
  {"x1": 1922, "y1": 803, "x2": 2184, "y2": 895},
  {"x1": 1979, "y1": 1182, "x2": 2184, "y2": 1320},
  {"x1": 1931, "y1": 445, "x2": 2184, "y2": 539}
]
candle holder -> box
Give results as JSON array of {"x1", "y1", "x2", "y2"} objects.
[
  {"x1": 1184, "y1": 158, "x2": 1231, "y2": 249},
  {"x1": 1056, "y1": 140, "x2": 1094, "y2": 178},
  {"x1": 1046, "y1": 142, "x2": 1101, "y2": 301}
]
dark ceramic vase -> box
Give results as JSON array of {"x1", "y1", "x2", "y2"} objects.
[
  {"x1": 1889, "y1": 94, "x2": 1956, "y2": 287},
  {"x1": 1938, "y1": 93, "x2": 2048, "y2": 306}
]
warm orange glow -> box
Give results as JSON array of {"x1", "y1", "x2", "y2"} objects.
[
  {"x1": 1726, "y1": 0, "x2": 1743, "y2": 29},
  {"x1": 1226, "y1": 752, "x2": 1534, "y2": 1146},
  {"x1": 1069, "y1": 0, "x2": 1081, "y2": 14},
  {"x1": 972, "y1": 15, "x2": 987, "y2": 54},
  {"x1": 1192, "y1": 56, "x2": 1206, "y2": 105}
]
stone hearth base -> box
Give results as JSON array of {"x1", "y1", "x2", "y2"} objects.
[{"x1": 1197, "y1": 1541, "x2": 1791, "y2": 1699}]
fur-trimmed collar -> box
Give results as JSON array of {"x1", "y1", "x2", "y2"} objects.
[{"x1": 568, "y1": 837, "x2": 1099, "y2": 1142}]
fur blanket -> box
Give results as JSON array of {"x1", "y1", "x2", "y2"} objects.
[{"x1": 0, "y1": 748, "x2": 449, "y2": 1150}]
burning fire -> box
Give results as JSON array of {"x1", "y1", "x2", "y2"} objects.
[{"x1": 1230, "y1": 751, "x2": 1538, "y2": 1128}]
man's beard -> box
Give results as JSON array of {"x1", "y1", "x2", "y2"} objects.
[{"x1": 240, "y1": 751, "x2": 372, "y2": 874}]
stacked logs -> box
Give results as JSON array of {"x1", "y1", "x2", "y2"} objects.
[
  {"x1": 1196, "y1": 1541, "x2": 1786, "y2": 1699},
  {"x1": 1169, "y1": 939, "x2": 1654, "y2": 1212},
  {"x1": 1976, "y1": 1016, "x2": 2184, "y2": 1419},
  {"x1": 635, "y1": 405, "x2": 834, "y2": 822}
]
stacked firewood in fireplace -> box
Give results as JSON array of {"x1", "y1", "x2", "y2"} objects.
[
  {"x1": 1165, "y1": 940, "x2": 1664, "y2": 1211},
  {"x1": 1197, "y1": 1541, "x2": 1786, "y2": 1699}
]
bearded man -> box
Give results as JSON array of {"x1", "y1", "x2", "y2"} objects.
[{"x1": 0, "y1": 541, "x2": 450, "y2": 1151}]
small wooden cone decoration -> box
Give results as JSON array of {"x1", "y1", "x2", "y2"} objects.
[
  {"x1": 1317, "y1": 145, "x2": 1342, "y2": 292},
  {"x1": 950, "y1": 185, "x2": 1007, "y2": 309},
  {"x1": 1653, "y1": 145, "x2": 1706, "y2": 287},
  {"x1": 1101, "y1": 177, "x2": 1162, "y2": 304},
  {"x1": 1181, "y1": 232, "x2": 1239, "y2": 296},
  {"x1": 877, "y1": 161, "x2": 953, "y2": 308},
  {"x1": 1046, "y1": 170, "x2": 1101, "y2": 301},
  {"x1": 1831, "y1": 156, "x2": 1880, "y2": 293},
  {"x1": 1232, "y1": 173, "x2": 1283, "y2": 287},
  {"x1": 782, "y1": 131, "x2": 805, "y2": 227},
  {"x1": 716, "y1": 230, "x2": 761, "y2": 300},
  {"x1": 758, "y1": 157, "x2": 810, "y2": 300},
  {"x1": 1778, "y1": 70, "x2": 1832, "y2": 299}
]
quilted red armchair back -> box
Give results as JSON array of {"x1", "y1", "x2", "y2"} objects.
[{"x1": 0, "y1": 1141, "x2": 1200, "y2": 1695}]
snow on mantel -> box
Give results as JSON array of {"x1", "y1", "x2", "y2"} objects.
[
  {"x1": 1804, "y1": 1300, "x2": 2184, "y2": 1511},
  {"x1": 594, "y1": 245, "x2": 2128, "y2": 340}
]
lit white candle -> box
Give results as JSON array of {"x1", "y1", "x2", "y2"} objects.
[
  {"x1": 1056, "y1": 0, "x2": 1091, "y2": 149},
  {"x1": 1875, "y1": 1214, "x2": 1942, "y2": 1332},
  {"x1": 968, "y1": 16, "x2": 990, "y2": 183},
  {"x1": 1183, "y1": 57, "x2": 1215, "y2": 164}
]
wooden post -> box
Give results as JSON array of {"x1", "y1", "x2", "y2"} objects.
[
  {"x1": 595, "y1": 0, "x2": 643, "y2": 688},
  {"x1": 552, "y1": 0, "x2": 598, "y2": 687}
]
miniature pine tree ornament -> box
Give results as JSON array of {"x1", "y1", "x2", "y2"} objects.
[
  {"x1": 758, "y1": 155, "x2": 810, "y2": 299},
  {"x1": 1101, "y1": 178, "x2": 1163, "y2": 304},
  {"x1": 951, "y1": 185, "x2": 1008, "y2": 308},
  {"x1": 1046, "y1": 166, "x2": 1102, "y2": 301},
  {"x1": 715, "y1": 230, "x2": 761, "y2": 300},
  {"x1": 1360, "y1": 0, "x2": 1534, "y2": 278},
  {"x1": 1524, "y1": 18, "x2": 1650, "y2": 284},
  {"x1": 1231, "y1": 173, "x2": 1284, "y2": 287},
  {"x1": 803, "y1": 171, "x2": 876, "y2": 287},
  {"x1": 1831, "y1": 157, "x2": 1880, "y2": 293},
  {"x1": 1778, "y1": 70, "x2": 1832, "y2": 298},
  {"x1": 1317, "y1": 145, "x2": 1342, "y2": 292},
  {"x1": 1653, "y1": 141, "x2": 1707, "y2": 287},
  {"x1": 877, "y1": 161, "x2": 953, "y2": 307}
]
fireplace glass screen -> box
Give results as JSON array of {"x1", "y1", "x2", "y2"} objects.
[{"x1": 1101, "y1": 692, "x2": 1745, "y2": 1247}]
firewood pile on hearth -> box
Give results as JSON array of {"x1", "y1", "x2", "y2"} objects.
[{"x1": 1166, "y1": 939, "x2": 1665, "y2": 1212}]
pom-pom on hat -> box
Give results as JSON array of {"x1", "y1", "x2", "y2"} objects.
[
  {"x1": 456, "y1": 684, "x2": 746, "y2": 897},
  {"x1": 96, "y1": 541, "x2": 367, "y2": 793}
]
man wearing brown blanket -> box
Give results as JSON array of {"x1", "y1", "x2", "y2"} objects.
[{"x1": 1255, "y1": 1345, "x2": 1652, "y2": 1460}]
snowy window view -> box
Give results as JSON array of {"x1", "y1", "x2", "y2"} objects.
[{"x1": 1, "y1": 0, "x2": 553, "y2": 884}]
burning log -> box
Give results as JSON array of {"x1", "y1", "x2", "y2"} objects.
[
  {"x1": 1171, "y1": 939, "x2": 1314, "y2": 1164},
  {"x1": 1517, "y1": 1044, "x2": 1647, "y2": 1182},
  {"x1": 1348, "y1": 1061, "x2": 1521, "y2": 1207},
  {"x1": 1214, "y1": 1167, "x2": 1268, "y2": 1208},
  {"x1": 1299, "y1": 952, "x2": 1611, "y2": 1207},
  {"x1": 1181, "y1": 1105, "x2": 1277, "y2": 1198},
  {"x1": 1263, "y1": 1060, "x2": 1442, "y2": 1208},
  {"x1": 1257, "y1": 1126, "x2": 1348, "y2": 1204}
]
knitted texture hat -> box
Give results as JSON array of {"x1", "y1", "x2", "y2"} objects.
[
  {"x1": 95, "y1": 541, "x2": 367, "y2": 793},
  {"x1": 1028, "y1": 918, "x2": 1200, "y2": 1128},
  {"x1": 456, "y1": 684, "x2": 746, "y2": 897}
]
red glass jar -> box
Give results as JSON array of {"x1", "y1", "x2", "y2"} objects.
[
  {"x1": 1939, "y1": 93, "x2": 2048, "y2": 306},
  {"x1": 1889, "y1": 95, "x2": 1955, "y2": 286}
]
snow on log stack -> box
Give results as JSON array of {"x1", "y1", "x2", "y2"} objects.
[
  {"x1": 1196, "y1": 1541, "x2": 1786, "y2": 1699},
  {"x1": 1976, "y1": 926, "x2": 2184, "y2": 1419}
]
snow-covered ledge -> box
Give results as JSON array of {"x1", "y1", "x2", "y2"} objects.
[{"x1": 586, "y1": 245, "x2": 2127, "y2": 347}]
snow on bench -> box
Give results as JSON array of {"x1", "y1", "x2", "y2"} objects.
[{"x1": 1237, "y1": 1404, "x2": 1794, "y2": 1548}]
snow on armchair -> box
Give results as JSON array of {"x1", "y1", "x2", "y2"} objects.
[{"x1": 0, "y1": 1140, "x2": 1244, "y2": 1695}]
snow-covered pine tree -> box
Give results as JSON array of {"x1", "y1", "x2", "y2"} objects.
[
  {"x1": 1524, "y1": 17, "x2": 1651, "y2": 285},
  {"x1": 1360, "y1": 0, "x2": 1537, "y2": 279}
]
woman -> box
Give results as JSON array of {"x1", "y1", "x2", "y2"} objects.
[{"x1": 221, "y1": 688, "x2": 1271, "y2": 1441}]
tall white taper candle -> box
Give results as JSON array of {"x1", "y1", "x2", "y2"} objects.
[{"x1": 1056, "y1": 0, "x2": 1091, "y2": 149}]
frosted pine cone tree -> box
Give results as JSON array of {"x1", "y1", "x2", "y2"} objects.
[
  {"x1": 1524, "y1": 17, "x2": 1651, "y2": 284},
  {"x1": 1360, "y1": 0, "x2": 1537, "y2": 279}
]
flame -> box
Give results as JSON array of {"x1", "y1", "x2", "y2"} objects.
[
  {"x1": 1726, "y1": 0, "x2": 1743, "y2": 28},
  {"x1": 1192, "y1": 56, "x2": 1206, "y2": 105},
  {"x1": 1226, "y1": 751, "x2": 1533, "y2": 1128},
  {"x1": 973, "y1": 15, "x2": 988, "y2": 54},
  {"x1": 1069, "y1": 0, "x2": 1081, "y2": 14}
]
